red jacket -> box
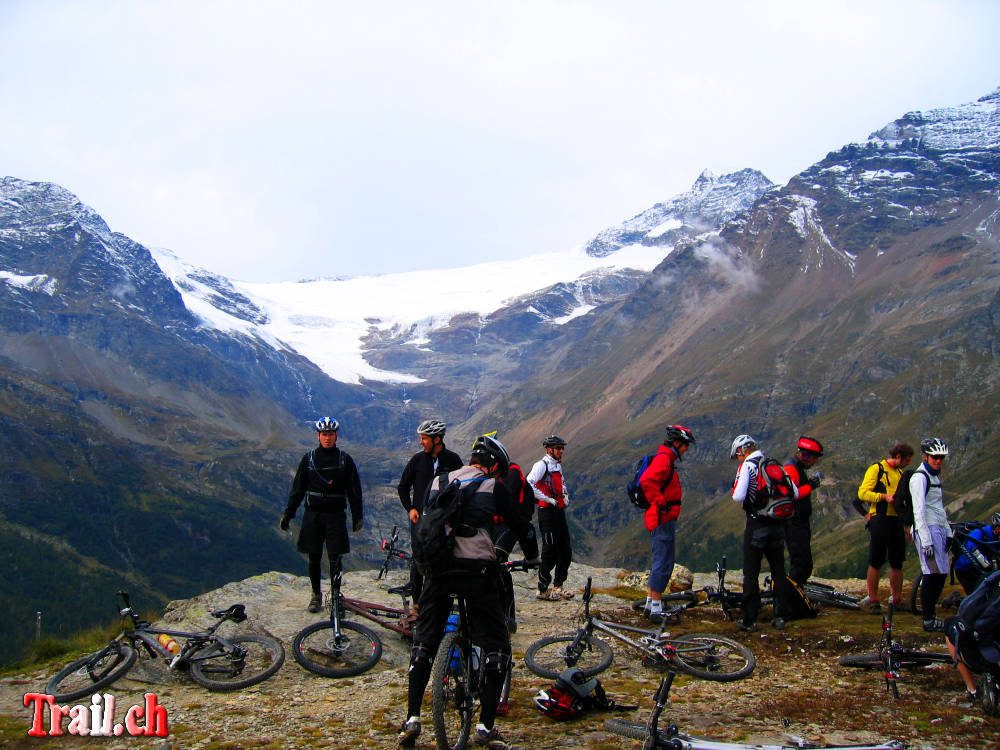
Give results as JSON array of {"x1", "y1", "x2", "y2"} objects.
[{"x1": 640, "y1": 445, "x2": 683, "y2": 531}]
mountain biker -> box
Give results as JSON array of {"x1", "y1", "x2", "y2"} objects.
[
  {"x1": 398, "y1": 434, "x2": 540, "y2": 750},
  {"x1": 857, "y1": 443, "x2": 915, "y2": 614},
  {"x1": 639, "y1": 425, "x2": 695, "y2": 623},
  {"x1": 528, "y1": 435, "x2": 574, "y2": 601},
  {"x1": 944, "y1": 568, "x2": 1000, "y2": 709},
  {"x1": 397, "y1": 419, "x2": 463, "y2": 605},
  {"x1": 912, "y1": 437, "x2": 952, "y2": 632},
  {"x1": 730, "y1": 434, "x2": 790, "y2": 632},
  {"x1": 783, "y1": 436, "x2": 824, "y2": 586},
  {"x1": 953, "y1": 512, "x2": 1000, "y2": 595},
  {"x1": 281, "y1": 418, "x2": 364, "y2": 613}
]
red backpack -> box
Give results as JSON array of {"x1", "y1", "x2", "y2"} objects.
[
  {"x1": 746, "y1": 456, "x2": 797, "y2": 520},
  {"x1": 507, "y1": 463, "x2": 535, "y2": 522}
]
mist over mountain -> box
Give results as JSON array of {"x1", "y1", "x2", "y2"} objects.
[{"x1": 2, "y1": 87, "x2": 999, "y2": 665}]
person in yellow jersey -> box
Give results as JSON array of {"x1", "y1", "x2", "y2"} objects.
[{"x1": 857, "y1": 443, "x2": 914, "y2": 614}]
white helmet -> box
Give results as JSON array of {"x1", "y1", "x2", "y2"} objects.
[
  {"x1": 315, "y1": 417, "x2": 340, "y2": 432},
  {"x1": 417, "y1": 419, "x2": 447, "y2": 437},
  {"x1": 920, "y1": 437, "x2": 949, "y2": 457},
  {"x1": 730, "y1": 434, "x2": 756, "y2": 459}
]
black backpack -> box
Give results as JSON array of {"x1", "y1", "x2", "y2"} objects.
[
  {"x1": 893, "y1": 468, "x2": 927, "y2": 528},
  {"x1": 956, "y1": 570, "x2": 1000, "y2": 664},
  {"x1": 411, "y1": 476, "x2": 486, "y2": 577},
  {"x1": 626, "y1": 454, "x2": 675, "y2": 510}
]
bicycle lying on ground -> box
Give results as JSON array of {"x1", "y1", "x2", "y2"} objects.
[
  {"x1": 431, "y1": 560, "x2": 534, "y2": 750},
  {"x1": 46, "y1": 591, "x2": 285, "y2": 702},
  {"x1": 640, "y1": 558, "x2": 743, "y2": 622},
  {"x1": 525, "y1": 577, "x2": 755, "y2": 681},
  {"x1": 293, "y1": 565, "x2": 418, "y2": 677},
  {"x1": 763, "y1": 576, "x2": 862, "y2": 611},
  {"x1": 837, "y1": 601, "x2": 951, "y2": 699},
  {"x1": 604, "y1": 671, "x2": 907, "y2": 750}
]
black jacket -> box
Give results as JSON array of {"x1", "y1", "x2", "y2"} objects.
[
  {"x1": 397, "y1": 446, "x2": 463, "y2": 514},
  {"x1": 285, "y1": 446, "x2": 363, "y2": 523}
]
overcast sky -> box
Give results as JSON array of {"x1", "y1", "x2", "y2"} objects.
[{"x1": 2, "y1": 1, "x2": 999, "y2": 283}]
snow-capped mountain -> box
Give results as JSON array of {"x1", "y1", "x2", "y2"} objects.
[{"x1": 152, "y1": 170, "x2": 775, "y2": 385}]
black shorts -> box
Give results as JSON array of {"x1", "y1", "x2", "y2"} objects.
[
  {"x1": 867, "y1": 514, "x2": 906, "y2": 570},
  {"x1": 297, "y1": 509, "x2": 349, "y2": 556}
]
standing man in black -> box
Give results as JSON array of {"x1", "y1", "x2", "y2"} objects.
[
  {"x1": 281, "y1": 417, "x2": 364, "y2": 612},
  {"x1": 397, "y1": 419, "x2": 463, "y2": 605},
  {"x1": 783, "y1": 436, "x2": 824, "y2": 586}
]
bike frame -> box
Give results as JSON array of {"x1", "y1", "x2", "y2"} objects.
[
  {"x1": 329, "y1": 568, "x2": 415, "y2": 638},
  {"x1": 377, "y1": 525, "x2": 412, "y2": 581}
]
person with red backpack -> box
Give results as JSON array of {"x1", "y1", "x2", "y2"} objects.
[
  {"x1": 637, "y1": 425, "x2": 695, "y2": 623},
  {"x1": 529, "y1": 435, "x2": 574, "y2": 601},
  {"x1": 730, "y1": 433, "x2": 791, "y2": 632},
  {"x1": 782, "y1": 436, "x2": 825, "y2": 586}
]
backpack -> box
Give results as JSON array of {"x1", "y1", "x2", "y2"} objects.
[
  {"x1": 626, "y1": 453, "x2": 675, "y2": 510},
  {"x1": 893, "y1": 468, "x2": 926, "y2": 529},
  {"x1": 745, "y1": 456, "x2": 796, "y2": 520},
  {"x1": 533, "y1": 668, "x2": 635, "y2": 720},
  {"x1": 507, "y1": 462, "x2": 535, "y2": 522},
  {"x1": 956, "y1": 570, "x2": 1000, "y2": 664},
  {"x1": 783, "y1": 576, "x2": 820, "y2": 620},
  {"x1": 411, "y1": 476, "x2": 486, "y2": 577},
  {"x1": 852, "y1": 462, "x2": 888, "y2": 517}
]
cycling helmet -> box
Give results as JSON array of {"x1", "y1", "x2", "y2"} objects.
[
  {"x1": 471, "y1": 433, "x2": 511, "y2": 475},
  {"x1": 797, "y1": 436, "x2": 824, "y2": 456},
  {"x1": 542, "y1": 435, "x2": 567, "y2": 448},
  {"x1": 730, "y1": 434, "x2": 756, "y2": 459},
  {"x1": 920, "y1": 437, "x2": 949, "y2": 457},
  {"x1": 665, "y1": 425, "x2": 696, "y2": 445},
  {"x1": 416, "y1": 419, "x2": 446, "y2": 437},
  {"x1": 990, "y1": 511, "x2": 1000, "y2": 527},
  {"x1": 532, "y1": 687, "x2": 582, "y2": 720},
  {"x1": 314, "y1": 417, "x2": 340, "y2": 432}
]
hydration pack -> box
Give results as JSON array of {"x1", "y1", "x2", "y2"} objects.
[
  {"x1": 533, "y1": 668, "x2": 634, "y2": 720},
  {"x1": 746, "y1": 457, "x2": 797, "y2": 520},
  {"x1": 891, "y1": 468, "x2": 925, "y2": 529},
  {"x1": 411, "y1": 476, "x2": 485, "y2": 577},
  {"x1": 626, "y1": 454, "x2": 675, "y2": 510}
]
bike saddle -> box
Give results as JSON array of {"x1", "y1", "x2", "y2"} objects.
[
  {"x1": 212, "y1": 604, "x2": 247, "y2": 622},
  {"x1": 387, "y1": 583, "x2": 413, "y2": 597}
]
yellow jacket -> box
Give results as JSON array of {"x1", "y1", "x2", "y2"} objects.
[{"x1": 857, "y1": 459, "x2": 902, "y2": 517}]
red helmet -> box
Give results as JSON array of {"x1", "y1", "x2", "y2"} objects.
[
  {"x1": 533, "y1": 687, "x2": 582, "y2": 720},
  {"x1": 797, "y1": 436, "x2": 824, "y2": 456}
]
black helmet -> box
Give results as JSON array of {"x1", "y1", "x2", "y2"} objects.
[
  {"x1": 542, "y1": 435, "x2": 567, "y2": 448},
  {"x1": 920, "y1": 437, "x2": 949, "y2": 457},
  {"x1": 665, "y1": 425, "x2": 695, "y2": 445},
  {"x1": 471, "y1": 434, "x2": 511, "y2": 475},
  {"x1": 315, "y1": 417, "x2": 340, "y2": 432}
]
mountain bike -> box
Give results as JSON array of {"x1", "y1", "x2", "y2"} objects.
[
  {"x1": 604, "y1": 671, "x2": 907, "y2": 750},
  {"x1": 431, "y1": 560, "x2": 533, "y2": 750},
  {"x1": 46, "y1": 591, "x2": 285, "y2": 702},
  {"x1": 908, "y1": 521, "x2": 999, "y2": 614},
  {"x1": 647, "y1": 557, "x2": 743, "y2": 621},
  {"x1": 524, "y1": 577, "x2": 755, "y2": 681},
  {"x1": 837, "y1": 601, "x2": 951, "y2": 699},
  {"x1": 377, "y1": 524, "x2": 412, "y2": 581},
  {"x1": 762, "y1": 576, "x2": 862, "y2": 611}
]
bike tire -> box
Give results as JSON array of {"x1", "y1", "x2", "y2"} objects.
[
  {"x1": 603, "y1": 718, "x2": 674, "y2": 746},
  {"x1": 46, "y1": 642, "x2": 138, "y2": 702},
  {"x1": 803, "y1": 584, "x2": 861, "y2": 610},
  {"x1": 431, "y1": 631, "x2": 474, "y2": 750},
  {"x1": 293, "y1": 621, "x2": 381, "y2": 678},
  {"x1": 838, "y1": 652, "x2": 885, "y2": 669},
  {"x1": 523, "y1": 634, "x2": 614, "y2": 679},
  {"x1": 659, "y1": 591, "x2": 700, "y2": 604},
  {"x1": 669, "y1": 633, "x2": 755, "y2": 681},
  {"x1": 189, "y1": 634, "x2": 286, "y2": 690}
]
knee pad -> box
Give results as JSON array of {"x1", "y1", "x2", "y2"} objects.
[
  {"x1": 408, "y1": 643, "x2": 434, "y2": 672},
  {"x1": 483, "y1": 650, "x2": 511, "y2": 675}
]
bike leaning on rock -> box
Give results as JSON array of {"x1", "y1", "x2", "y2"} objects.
[{"x1": 46, "y1": 591, "x2": 285, "y2": 702}]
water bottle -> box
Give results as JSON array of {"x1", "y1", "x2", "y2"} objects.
[
  {"x1": 445, "y1": 614, "x2": 462, "y2": 674},
  {"x1": 971, "y1": 546, "x2": 991, "y2": 570},
  {"x1": 157, "y1": 634, "x2": 180, "y2": 654}
]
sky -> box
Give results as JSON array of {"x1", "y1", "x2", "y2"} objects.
[{"x1": 2, "y1": 1, "x2": 999, "y2": 283}]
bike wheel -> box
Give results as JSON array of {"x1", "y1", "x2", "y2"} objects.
[
  {"x1": 524, "y1": 634, "x2": 614, "y2": 679},
  {"x1": 603, "y1": 718, "x2": 673, "y2": 745},
  {"x1": 189, "y1": 634, "x2": 286, "y2": 690},
  {"x1": 838, "y1": 652, "x2": 884, "y2": 669},
  {"x1": 431, "y1": 631, "x2": 474, "y2": 750},
  {"x1": 293, "y1": 621, "x2": 382, "y2": 678},
  {"x1": 46, "y1": 642, "x2": 137, "y2": 702},
  {"x1": 668, "y1": 633, "x2": 755, "y2": 681},
  {"x1": 803, "y1": 583, "x2": 861, "y2": 610},
  {"x1": 659, "y1": 591, "x2": 700, "y2": 604}
]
